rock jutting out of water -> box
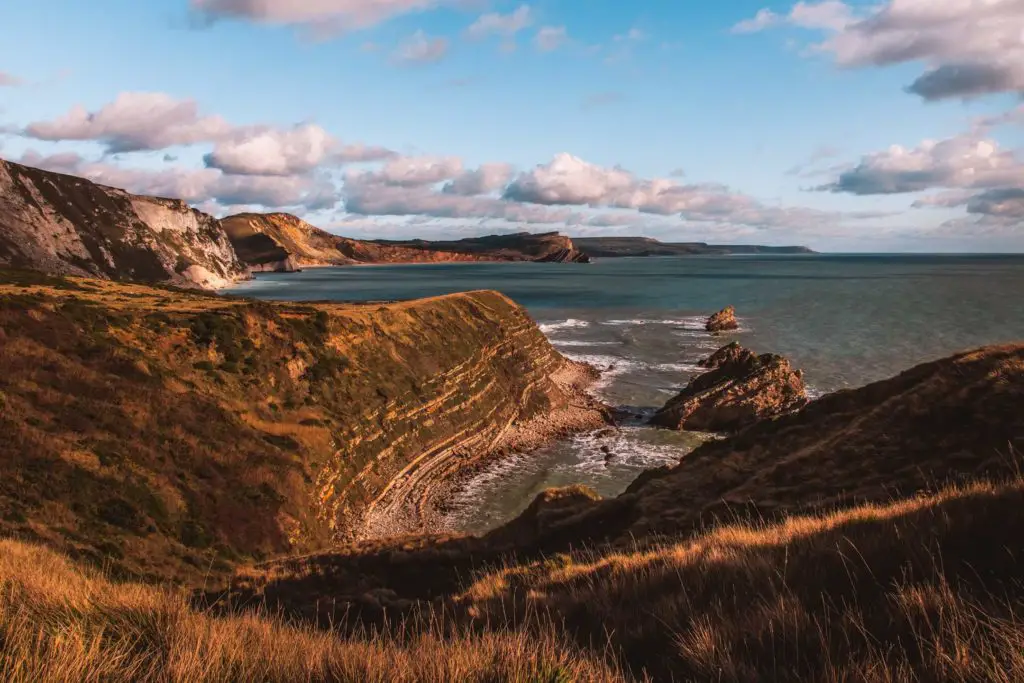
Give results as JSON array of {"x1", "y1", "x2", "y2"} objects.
[
  {"x1": 705, "y1": 305, "x2": 739, "y2": 332},
  {"x1": 650, "y1": 343, "x2": 808, "y2": 433}
]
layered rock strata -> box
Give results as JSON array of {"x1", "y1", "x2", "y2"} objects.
[
  {"x1": 705, "y1": 305, "x2": 739, "y2": 332},
  {"x1": 0, "y1": 271, "x2": 607, "y2": 581},
  {"x1": 0, "y1": 159, "x2": 248, "y2": 289},
  {"x1": 650, "y1": 344, "x2": 808, "y2": 432}
]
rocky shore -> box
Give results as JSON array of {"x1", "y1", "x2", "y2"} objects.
[{"x1": 358, "y1": 358, "x2": 611, "y2": 539}]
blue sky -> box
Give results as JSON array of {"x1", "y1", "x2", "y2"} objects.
[{"x1": 1, "y1": 0, "x2": 1023, "y2": 251}]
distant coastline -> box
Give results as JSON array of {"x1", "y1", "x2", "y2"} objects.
[{"x1": 571, "y1": 236, "x2": 815, "y2": 257}]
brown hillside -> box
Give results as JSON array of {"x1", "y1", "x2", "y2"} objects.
[
  {"x1": 0, "y1": 269, "x2": 604, "y2": 583},
  {"x1": 228, "y1": 342, "x2": 1024, "y2": 624},
  {"x1": 220, "y1": 212, "x2": 590, "y2": 271}
]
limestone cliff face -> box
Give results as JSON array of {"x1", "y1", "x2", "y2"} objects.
[
  {"x1": 221, "y1": 212, "x2": 590, "y2": 271},
  {"x1": 0, "y1": 270, "x2": 605, "y2": 581},
  {"x1": 0, "y1": 160, "x2": 248, "y2": 289}
]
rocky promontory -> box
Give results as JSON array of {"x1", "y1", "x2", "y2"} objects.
[
  {"x1": 705, "y1": 305, "x2": 739, "y2": 332},
  {"x1": 0, "y1": 159, "x2": 248, "y2": 289},
  {"x1": 650, "y1": 343, "x2": 807, "y2": 432},
  {"x1": 221, "y1": 212, "x2": 591, "y2": 272},
  {"x1": 0, "y1": 269, "x2": 608, "y2": 582}
]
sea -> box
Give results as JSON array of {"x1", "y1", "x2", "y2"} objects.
[{"x1": 230, "y1": 254, "x2": 1024, "y2": 534}]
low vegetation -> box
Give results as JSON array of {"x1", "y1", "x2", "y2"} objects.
[
  {"x1": 3, "y1": 267, "x2": 1022, "y2": 681},
  {"x1": 0, "y1": 269, "x2": 571, "y2": 583},
  {"x1": 0, "y1": 539, "x2": 621, "y2": 682},
  {"x1": 4, "y1": 472, "x2": 1023, "y2": 681}
]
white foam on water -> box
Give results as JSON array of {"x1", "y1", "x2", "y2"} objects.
[
  {"x1": 539, "y1": 318, "x2": 590, "y2": 333},
  {"x1": 602, "y1": 316, "x2": 707, "y2": 330},
  {"x1": 806, "y1": 385, "x2": 828, "y2": 400},
  {"x1": 446, "y1": 427, "x2": 692, "y2": 531},
  {"x1": 653, "y1": 362, "x2": 705, "y2": 373},
  {"x1": 552, "y1": 340, "x2": 622, "y2": 348},
  {"x1": 560, "y1": 352, "x2": 640, "y2": 375}
]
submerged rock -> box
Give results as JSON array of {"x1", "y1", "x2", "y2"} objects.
[
  {"x1": 650, "y1": 343, "x2": 807, "y2": 432},
  {"x1": 706, "y1": 306, "x2": 739, "y2": 333}
]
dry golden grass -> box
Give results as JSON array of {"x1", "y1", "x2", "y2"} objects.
[
  {"x1": 7, "y1": 474, "x2": 1023, "y2": 681},
  {"x1": 0, "y1": 539, "x2": 624, "y2": 682},
  {"x1": 459, "y1": 474, "x2": 1024, "y2": 682}
]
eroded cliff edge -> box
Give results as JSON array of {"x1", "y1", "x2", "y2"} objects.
[
  {"x1": 0, "y1": 270, "x2": 606, "y2": 582},
  {"x1": 0, "y1": 159, "x2": 248, "y2": 289}
]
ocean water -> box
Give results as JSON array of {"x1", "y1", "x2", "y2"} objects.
[{"x1": 231, "y1": 254, "x2": 1024, "y2": 533}]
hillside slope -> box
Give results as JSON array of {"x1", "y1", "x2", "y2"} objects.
[
  {"x1": 220, "y1": 213, "x2": 590, "y2": 271},
  {"x1": 573, "y1": 236, "x2": 815, "y2": 257},
  {"x1": 0, "y1": 269, "x2": 605, "y2": 583},
  {"x1": 230, "y1": 342, "x2": 1024, "y2": 622},
  {"x1": 0, "y1": 159, "x2": 248, "y2": 289}
]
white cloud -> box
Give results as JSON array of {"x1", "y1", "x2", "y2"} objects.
[
  {"x1": 19, "y1": 149, "x2": 340, "y2": 213},
  {"x1": 204, "y1": 123, "x2": 337, "y2": 175},
  {"x1": 613, "y1": 28, "x2": 647, "y2": 42},
  {"x1": 822, "y1": 134, "x2": 1024, "y2": 195},
  {"x1": 351, "y1": 155, "x2": 464, "y2": 187},
  {"x1": 392, "y1": 30, "x2": 449, "y2": 64},
  {"x1": 505, "y1": 153, "x2": 635, "y2": 205},
  {"x1": 735, "y1": 1, "x2": 1024, "y2": 100},
  {"x1": 22, "y1": 92, "x2": 395, "y2": 174},
  {"x1": 535, "y1": 26, "x2": 568, "y2": 52},
  {"x1": 442, "y1": 162, "x2": 514, "y2": 195},
  {"x1": 465, "y1": 5, "x2": 533, "y2": 40},
  {"x1": 190, "y1": 0, "x2": 457, "y2": 33},
  {"x1": 23, "y1": 92, "x2": 232, "y2": 153},
  {"x1": 732, "y1": 9, "x2": 781, "y2": 34},
  {"x1": 503, "y1": 153, "x2": 856, "y2": 233}
]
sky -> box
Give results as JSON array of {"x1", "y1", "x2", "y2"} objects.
[{"x1": 1, "y1": 0, "x2": 1023, "y2": 252}]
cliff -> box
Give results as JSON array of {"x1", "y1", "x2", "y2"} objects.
[
  {"x1": 221, "y1": 212, "x2": 590, "y2": 271},
  {"x1": 0, "y1": 159, "x2": 248, "y2": 289},
  {"x1": 230, "y1": 342, "x2": 1024, "y2": 623},
  {"x1": 528, "y1": 342, "x2": 1024, "y2": 546},
  {"x1": 0, "y1": 268, "x2": 606, "y2": 583},
  {"x1": 572, "y1": 236, "x2": 815, "y2": 257}
]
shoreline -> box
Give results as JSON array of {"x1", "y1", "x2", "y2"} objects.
[{"x1": 355, "y1": 357, "x2": 611, "y2": 540}]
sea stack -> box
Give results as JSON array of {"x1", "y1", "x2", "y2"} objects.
[
  {"x1": 650, "y1": 343, "x2": 807, "y2": 432},
  {"x1": 706, "y1": 306, "x2": 739, "y2": 332}
]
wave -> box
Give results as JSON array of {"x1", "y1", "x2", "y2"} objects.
[
  {"x1": 552, "y1": 340, "x2": 622, "y2": 348},
  {"x1": 653, "y1": 362, "x2": 705, "y2": 373},
  {"x1": 602, "y1": 316, "x2": 707, "y2": 330},
  {"x1": 539, "y1": 318, "x2": 590, "y2": 333}
]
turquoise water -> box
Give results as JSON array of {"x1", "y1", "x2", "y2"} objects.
[{"x1": 231, "y1": 255, "x2": 1024, "y2": 532}]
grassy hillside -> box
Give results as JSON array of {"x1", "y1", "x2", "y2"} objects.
[
  {"x1": 0, "y1": 269, "x2": 598, "y2": 584},
  {"x1": 0, "y1": 538, "x2": 621, "y2": 682},
  {"x1": 3, "y1": 472, "x2": 1022, "y2": 681},
  {"x1": 2, "y1": 267, "x2": 1022, "y2": 681}
]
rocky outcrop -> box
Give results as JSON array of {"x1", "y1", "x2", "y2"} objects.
[
  {"x1": 221, "y1": 213, "x2": 591, "y2": 270},
  {"x1": 514, "y1": 343, "x2": 1024, "y2": 550},
  {"x1": 0, "y1": 159, "x2": 248, "y2": 289},
  {"x1": 650, "y1": 344, "x2": 807, "y2": 432},
  {"x1": 705, "y1": 305, "x2": 739, "y2": 332},
  {"x1": 0, "y1": 270, "x2": 607, "y2": 581},
  {"x1": 215, "y1": 342, "x2": 1024, "y2": 628}
]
